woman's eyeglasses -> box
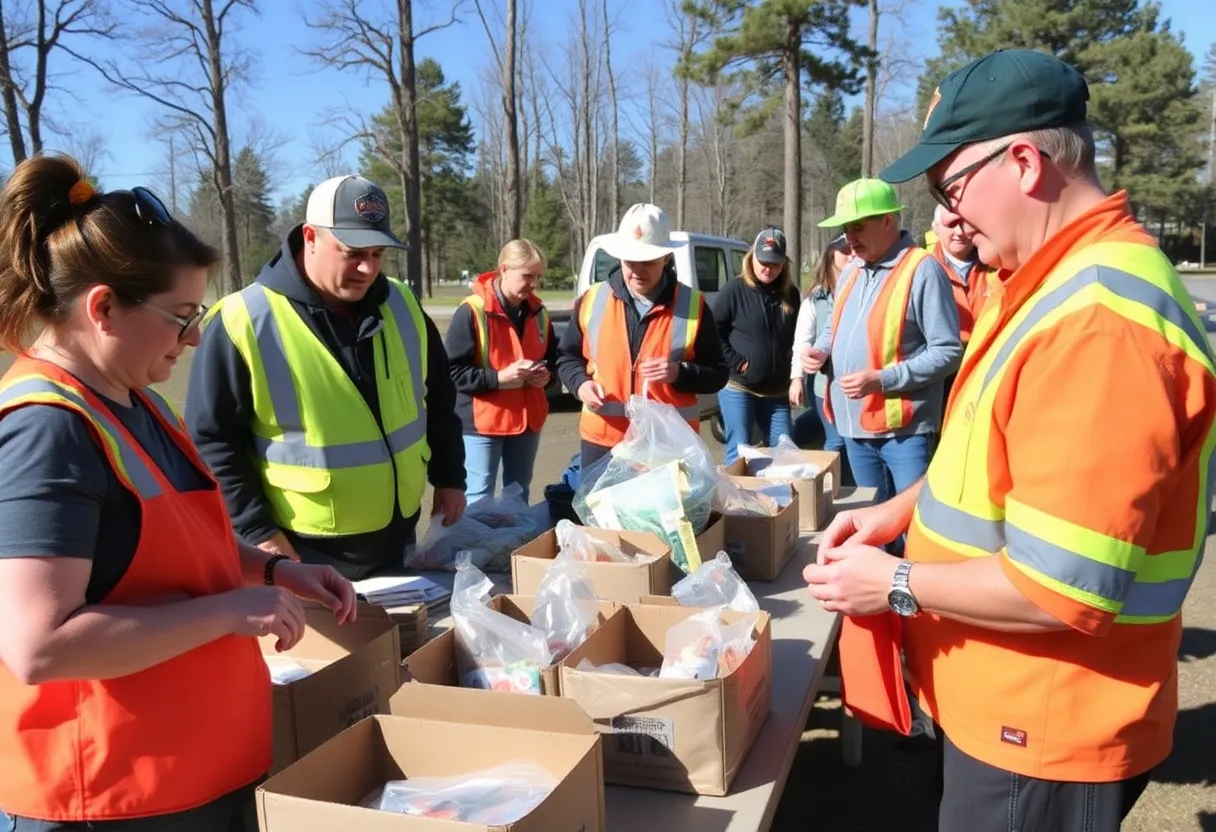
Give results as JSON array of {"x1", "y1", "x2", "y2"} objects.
[{"x1": 141, "y1": 301, "x2": 208, "y2": 342}]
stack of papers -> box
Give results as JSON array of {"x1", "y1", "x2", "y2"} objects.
[{"x1": 353, "y1": 574, "x2": 450, "y2": 609}]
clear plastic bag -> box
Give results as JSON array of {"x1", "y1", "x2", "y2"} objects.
[
  {"x1": 361, "y1": 759, "x2": 558, "y2": 824},
  {"x1": 451, "y1": 553, "x2": 551, "y2": 694},
  {"x1": 574, "y1": 397, "x2": 718, "y2": 540},
  {"x1": 672, "y1": 551, "x2": 759, "y2": 614},
  {"x1": 408, "y1": 484, "x2": 541, "y2": 572},
  {"x1": 713, "y1": 475, "x2": 792, "y2": 517},
  {"x1": 575, "y1": 659, "x2": 660, "y2": 677},
  {"x1": 531, "y1": 555, "x2": 600, "y2": 660},
  {"x1": 263, "y1": 655, "x2": 316, "y2": 685},
  {"x1": 739, "y1": 435, "x2": 823, "y2": 481},
  {"x1": 582, "y1": 461, "x2": 704, "y2": 572},
  {"x1": 555, "y1": 519, "x2": 632, "y2": 563}
]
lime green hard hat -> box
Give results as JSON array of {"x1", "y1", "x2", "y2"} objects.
[{"x1": 818, "y1": 178, "x2": 903, "y2": 228}]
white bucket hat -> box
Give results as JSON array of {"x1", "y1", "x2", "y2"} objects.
[{"x1": 601, "y1": 203, "x2": 682, "y2": 262}]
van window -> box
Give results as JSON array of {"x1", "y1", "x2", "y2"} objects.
[
  {"x1": 730, "y1": 249, "x2": 746, "y2": 279},
  {"x1": 693, "y1": 247, "x2": 726, "y2": 292},
  {"x1": 593, "y1": 248, "x2": 620, "y2": 284}
]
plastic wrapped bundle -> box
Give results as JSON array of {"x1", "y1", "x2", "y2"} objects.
[
  {"x1": 361, "y1": 759, "x2": 558, "y2": 823},
  {"x1": 408, "y1": 484, "x2": 542, "y2": 572}
]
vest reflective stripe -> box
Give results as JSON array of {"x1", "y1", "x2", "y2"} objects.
[
  {"x1": 878, "y1": 253, "x2": 916, "y2": 428},
  {"x1": 464, "y1": 295, "x2": 551, "y2": 370},
  {"x1": 582, "y1": 282, "x2": 614, "y2": 359},
  {"x1": 596, "y1": 401, "x2": 699, "y2": 420},
  {"x1": 0, "y1": 376, "x2": 163, "y2": 498},
  {"x1": 582, "y1": 282, "x2": 701, "y2": 365},
  {"x1": 142, "y1": 387, "x2": 184, "y2": 431},
  {"x1": 241, "y1": 283, "x2": 427, "y2": 469},
  {"x1": 916, "y1": 241, "x2": 1215, "y2": 622}
]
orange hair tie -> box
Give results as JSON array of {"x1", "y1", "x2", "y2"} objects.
[{"x1": 67, "y1": 179, "x2": 96, "y2": 207}]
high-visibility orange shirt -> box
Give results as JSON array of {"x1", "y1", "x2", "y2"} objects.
[{"x1": 905, "y1": 191, "x2": 1216, "y2": 782}]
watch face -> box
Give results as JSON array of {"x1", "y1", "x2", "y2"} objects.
[{"x1": 888, "y1": 589, "x2": 919, "y2": 617}]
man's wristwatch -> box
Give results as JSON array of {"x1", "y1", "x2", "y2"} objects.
[
  {"x1": 887, "y1": 560, "x2": 921, "y2": 617},
  {"x1": 264, "y1": 554, "x2": 292, "y2": 586}
]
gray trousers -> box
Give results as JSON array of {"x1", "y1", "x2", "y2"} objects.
[{"x1": 1, "y1": 781, "x2": 258, "y2": 832}]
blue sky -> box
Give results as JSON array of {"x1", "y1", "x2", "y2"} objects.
[{"x1": 24, "y1": 0, "x2": 1216, "y2": 204}]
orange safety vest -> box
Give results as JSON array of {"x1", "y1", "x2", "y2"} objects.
[
  {"x1": 824, "y1": 246, "x2": 929, "y2": 432},
  {"x1": 929, "y1": 242, "x2": 994, "y2": 344},
  {"x1": 578, "y1": 280, "x2": 702, "y2": 446},
  {"x1": 0, "y1": 358, "x2": 271, "y2": 821},
  {"x1": 460, "y1": 272, "x2": 551, "y2": 436}
]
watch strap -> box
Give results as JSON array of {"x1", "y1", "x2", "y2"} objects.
[{"x1": 264, "y1": 554, "x2": 291, "y2": 586}]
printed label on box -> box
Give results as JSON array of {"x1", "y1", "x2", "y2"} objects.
[
  {"x1": 609, "y1": 715, "x2": 675, "y2": 758},
  {"x1": 724, "y1": 540, "x2": 747, "y2": 566},
  {"x1": 338, "y1": 686, "x2": 380, "y2": 728}
]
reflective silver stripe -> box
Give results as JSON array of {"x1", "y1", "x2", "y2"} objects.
[
  {"x1": 586, "y1": 402, "x2": 698, "y2": 421},
  {"x1": 916, "y1": 482, "x2": 1006, "y2": 552},
  {"x1": 982, "y1": 264, "x2": 1216, "y2": 397},
  {"x1": 1120, "y1": 573, "x2": 1195, "y2": 618},
  {"x1": 142, "y1": 388, "x2": 181, "y2": 428},
  {"x1": 243, "y1": 283, "x2": 426, "y2": 470},
  {"x1": 1005, "y1": 522, "x2": 1136, "y2": 604},
  {"x1": 0, "y1": 378, "x2": 163, "y2": 498},
  {"x1": 584, "y1": 284, "x2": 612, "y2": 358},
  {"x1": 669, "y1": 285, "x2": 694, "y2": 361}
]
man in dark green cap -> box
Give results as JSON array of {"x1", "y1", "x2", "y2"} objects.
[{"x1": 804, "y1": 49, "x2": 1216, "y2": 831}]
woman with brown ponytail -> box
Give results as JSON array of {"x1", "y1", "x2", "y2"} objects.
[{"x1": 0, "y1": 154, "x2": 356, "y2": 831}]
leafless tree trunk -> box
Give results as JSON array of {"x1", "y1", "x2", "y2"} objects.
[
  {"x1": 303, "y1": 0, "x2": 459, "y2": 297},
  {"x1": 782, "y1": 19, "x2": 801, "y2": 273},
  {"x1": 861, "y1": 0, "x2": 879, "y2": 177},
  {"x1": 601, "y1": 0, "x2": 619, "y2": 223},
  {"x1": 473, "y1": 0, "x2": 521, "y2": 239},
  {"x1": 644, "y1": 60, "x2": 661, "y2": 204},
  {"x1": 666, "y1": 0, "x2": 699, "y2": 228},
  {"x1": 578, "y1": 0, "x2": 594, "y2": 236},
  {"x1": 0, "y1": 0, "x2": 114, "y2": 164},
  {"x1": 74, "y1": 0, "x2": 248, "y2": 293},
  {"x1": 524, "y1": 34, "x2": 543, "y2": 198}
]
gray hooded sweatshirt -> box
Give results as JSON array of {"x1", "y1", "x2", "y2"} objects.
[{"x1": 812, "y1": 232, "x2": 963, "y2": 439}]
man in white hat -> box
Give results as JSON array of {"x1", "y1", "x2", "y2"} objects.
[{"x1": 557, "y1": 203, "x2": 728, "y2": 468}]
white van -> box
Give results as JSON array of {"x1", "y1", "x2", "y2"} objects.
[{"x1": 552, "y1": 231, "x2": 750, "y2": 441}]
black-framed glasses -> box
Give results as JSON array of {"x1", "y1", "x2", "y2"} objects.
[
  {"x1": 141, "y1": 300, "x2": 208, "y2": 341},
  {"x1": 928, "y1": 144, "x2": 1054, "y2": 211},
  {"x1": 130, "y1": 186, "x2": 173, "y2": 227}
]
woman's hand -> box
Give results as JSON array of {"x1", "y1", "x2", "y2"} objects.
[
  {"x1": 789, "y1": 378, "x2": 804, "y2": 407},
  {"x1": 271, "y1": 561, "x2": 358, "y2": 626}
]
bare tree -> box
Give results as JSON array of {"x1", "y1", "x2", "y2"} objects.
[
  {"x1": 0, "y1": 0, "x2": 114, "y2": 164},
  {"x1": 72, "y1": 0, "x2": 254, "y2": 293},
  {"x1": 861, "y1": 0, "x2": 878, "y2": 177},
  {"x1": 473, "y1": 0, "x2": 521, "y2": 238},
  {"x1": 303, "y1": 0, "x2": 460, "y2": 297},
  {"x1": 62, "y1": 126, "x2": 106, "y2": 176},
  {"x1": 600, "y1": 0, "x2": 619, "y2": 223},
  {"x1": 640, "y1": 57, "x2": 666, "y2": 204},
  {"x1": 665, "y1": 0, "x2": 701, "y2": 229}
]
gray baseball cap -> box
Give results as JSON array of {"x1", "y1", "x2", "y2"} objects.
[
  {"x1": 305, "y1": 175, "x2": 406, "y2": 250},
  {"x1": 753, "y1": 227, "x2": 787, "y2": 265}
]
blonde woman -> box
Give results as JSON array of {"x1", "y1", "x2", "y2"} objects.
[
  {"x1": 445, "y1": 240, "x2": 556, "y2": 504},
  {"x1": 713, "y1": 227, "x2": 801, "y2": 465}
]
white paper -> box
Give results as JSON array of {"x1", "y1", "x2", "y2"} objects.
[{"x1": 353, "y1": 574, "x2": 449, "y2": 606}]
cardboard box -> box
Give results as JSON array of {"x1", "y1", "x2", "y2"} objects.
[
  {"x1": 692, "y1": 512, "x2": 726, "y2": 572},
  {"x1": 726, "y1": 449, "x2": 842, "y2": 530},
  {"x1": 403, "y1": 594, "x2": 619, "y2": 697},
  {"x1": 559, "y1": 604, "x2": 772, "y2": 796},
  {"x1": 721, "y1": 479, "x2": 801, "y2": 581},
  {"x1": 262, "y1": 602, "x2": 401, "y2": 774},
  {"x1": 257, "y1": 684, "x2": 606, "y2": 831},
  {"x1": 512, "y1": 528, "x2": 674, "y2": 602}
]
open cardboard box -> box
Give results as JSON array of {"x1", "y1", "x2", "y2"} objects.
[
  {"x1": 511, "y1": 528, "x2": 674, "y2": 602},
  {"x1": 262, "y1": 602, "x2": 401, "y2": 775},
  {"x1": 720, "y1": 478, "x2": 801, "y2": 581},
  {"x1": 725, "y1": 449, "x2": 841, "y2": 530},
  {"x1": 403, "y1": 594, "x2": 619, "y2": 697},
  {"x1": 559, "y1": 603, "x2": 772, "y2": 796},
  {"x1": 257, "y1": 684, "x2": 606, "y2": 831}
]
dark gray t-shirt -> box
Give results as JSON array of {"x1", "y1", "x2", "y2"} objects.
[{"x1": 0, "y1": 395, "x2": 214, "y2": 604}]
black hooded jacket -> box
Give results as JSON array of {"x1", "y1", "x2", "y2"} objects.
[{"x1": 185, "y1": 226, "x2": 465, "y2": 569}]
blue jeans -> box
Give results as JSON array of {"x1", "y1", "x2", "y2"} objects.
[
  {"x1": 843, "y1": 433, "x2": 933, "y2": 505},
  {"x1": 0, "y1": 780, "x2": 258, "y2": 830},
  {"x1": 718, "y1": 387, "x2": 794, "y2": 466},
  {"x1": 463, "y1": 431, "x2": 542, "y2": 505}
]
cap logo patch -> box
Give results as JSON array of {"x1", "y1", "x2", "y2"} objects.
[
  {"x1": 354, "y1": 192, "x2": 388, "y2": 223},
  {"x1": 924, "y1": 87, "x2": 942, "y2": 130},
  {"x1": 633, "y1": 225, "x2": 645, "y2": 239},
  {"x1": 764, "y1": 237, "x2": 777, "y2": 247}
]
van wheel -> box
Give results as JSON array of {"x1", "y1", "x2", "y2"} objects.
[{"x1": 711, "y1": 413, "x2": 726, "y2": 444}]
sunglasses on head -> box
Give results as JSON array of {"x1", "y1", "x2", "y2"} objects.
[{"x1": 129, "y1": 186, "x2": 173, "y2": 227}]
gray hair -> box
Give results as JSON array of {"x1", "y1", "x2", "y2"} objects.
[{"x1": 992, "y1": 123, "x2": 1096, "y2": 178}]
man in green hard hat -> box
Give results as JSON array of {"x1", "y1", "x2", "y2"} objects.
[{"x1": 801, "y1": 178, "x2": 961, "y2": 508}]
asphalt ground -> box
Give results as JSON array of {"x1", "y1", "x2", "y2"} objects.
[{"x1": 2, "y1": 278, "x2": 1214, "y2": 830}]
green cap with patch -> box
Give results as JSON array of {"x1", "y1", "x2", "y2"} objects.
[
  {"x1": 880, "y1": 49, "x2": 1089, "y2": 184},
  {"x1": 818, "y1": 178, "x2": 903, "y2": 228}
]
